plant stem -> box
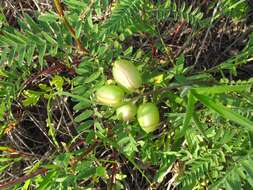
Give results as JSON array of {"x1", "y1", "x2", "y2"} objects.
[
  {"x1": 53, "y1": 0, "x2": 89, "y2": 54},
  {"x1": 0, "y1": 168, "x2": 48, "y2": 189}
]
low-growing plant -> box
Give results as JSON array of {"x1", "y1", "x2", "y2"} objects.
[{"x1": 0, "y1": 0, "x2": 253, "y2": 189}]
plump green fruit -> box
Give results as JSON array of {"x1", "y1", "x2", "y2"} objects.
[
  {"x1": 96, "y1": 85, "x2": 124, "y2": 107},
  {"x1": 112, "y1": 59, "x2": 142, "y2": 92},
  {"x1": 137, "y1": 103, "x2": 160, "y2": 133},
  {"x1": 116, "y1": 103, "x2": 137, "y2": 121}
]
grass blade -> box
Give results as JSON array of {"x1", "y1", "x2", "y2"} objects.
[{"x1": 192, "y1": 90, "x2": 253, "y2": 131}]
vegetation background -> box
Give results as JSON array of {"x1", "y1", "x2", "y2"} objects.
[{"x1": 0, "y1": 0, "x2": 253, "y2": 189}]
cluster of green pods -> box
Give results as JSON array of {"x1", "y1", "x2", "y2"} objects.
[{"x1": 96, "y1": 59, "x2": 160, "y2": 133}]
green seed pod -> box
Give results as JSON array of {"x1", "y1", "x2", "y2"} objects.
[
  {"x1": 116, "y1": 103, "x2": 137, "y2": 121},
  {"x1": 112, "y1": 59, "x2": 142, "y2": 92},
  {"x1": 137, "y1": 103, "x2": 160, "y2": 133},
  {"x1": 96, "y1": 85, "x2": 124, "y2": 107}
]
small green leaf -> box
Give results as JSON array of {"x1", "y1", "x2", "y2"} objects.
[
  {"x1": 76, "y1": 68, "x2": 89, "y2": 75},
  {"x1": 77, "y1": 161, "x2": 96, "y2": 179},
  {"x1": 8, "y1": 46, "x2": 16, "y2": 65},
  {"x1": 84, "y1": 70, "x2": 101, "y2": 83},
  {"x1": 41, "y1": 31, "x2": 57, "y2": 45},
  {"x1": 74, "y1": 110, "x2": 93, "y2": 123},
  {"x1": 58, "y1": 91, "x2": 91, "y2": 103},
  {"x1": 3, "y1": 31, "x2": 26, "y2": 44},
  {"x1": 176, "y1": 54, "x2": 185, "y2": 66},
  {"x1": 96, "y1": 166, "x2": 106, "y2": 177},
  {"x1": 39, "y1": 84, "x2": 52, "y2": 92},
  {"x1": 26, "y1": 44, "x2": 36, "y2": 65},
  {"x1": 73, "y1": 101, "x2": 91, "y2": 111},
  {"x1": 77, "y1": 120, "x2": 94, "y2": 133},
  {"x1": 24, "y1": 13, "x2": 41, "y2": 33},
  {"x1": 118, "y1": 134, "x2": 138, "y2": 157},
  {"x1": 38, "y1": 12, "x2": 58, "y2": 22},
  {"x1": 123, "y1": 46, "x2": 133, "y2": 56},
  {"x1": 0, "y1": 101, "x2": 5, "y2": 121},
  {"x1": 94, "y1": 121, "x2": 106, "y2": 139},
  {"x1": 37, "y1": 171, "x2": 57, "y2": 190},
  {"x1": 17, "y1": 46, "x2": 26, "y2": 66},
  {"x1": 22, "y1": 90, "x2": 43, "y2": 106},
  {"x1": 50, "y1": 75, "x2": 64, "y2": 92},
  {"x1": 38, "y1": 43, "x2": 47, "y2": 69}
]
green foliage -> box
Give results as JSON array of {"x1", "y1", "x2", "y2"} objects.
[
  {"x1": 0, "y1": 13, "x2": 59, "y2": 68},
  {"x1": 209, "y1": 150, "x2": 253, "y2": 190},
  {"x1": 221, "y1": 0, "x2": 249, "y2": 20},
  {"x1": 0, "y1": 0, "x2": 253, "y2": 189},
  {"x1": 154, "y1": 0, "x2": 204, "y2": 29},
  {"x1": 103, "y1": 0, "x2": 144, "y2": 34}
]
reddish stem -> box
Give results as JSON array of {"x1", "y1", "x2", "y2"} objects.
[{"x1": 0, "y1": 168, "x2": 48, "y2": 189}]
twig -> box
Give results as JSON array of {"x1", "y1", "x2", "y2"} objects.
[
  {"x1": 21, "y1": 63, "x2": 68, "y2": 88},
  {"x1": 53, "y1": 0, "x2": 89, "y2": 54},
  {"x1": 0, "y1": 168, "x2": 48, "y2": 189},
  {"x1": 193, "y1": 0, "x2": 221, "y2": 66},
  {"x1": 1, "y1": 147, "x2": 36, "y2": 159},
  {"x1": 21, "y1": 56, "x2": 76, "y2": 90}
]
